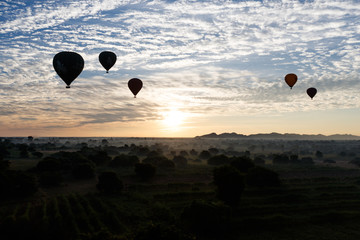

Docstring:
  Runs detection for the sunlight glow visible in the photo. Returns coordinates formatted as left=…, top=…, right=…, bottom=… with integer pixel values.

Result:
left=161, top=109, right=186, bottom=129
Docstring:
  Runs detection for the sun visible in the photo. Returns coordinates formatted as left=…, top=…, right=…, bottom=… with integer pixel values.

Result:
left=161, top=110, right=186, bottom=129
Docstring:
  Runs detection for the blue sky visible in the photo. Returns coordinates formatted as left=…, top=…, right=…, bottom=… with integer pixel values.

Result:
left=0, top=0, right=360, bottom=137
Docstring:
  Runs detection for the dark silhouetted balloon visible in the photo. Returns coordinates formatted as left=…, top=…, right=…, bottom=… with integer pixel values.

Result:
left=307, top=87, right=317, bottom=99
left=53, top=52, right=84, bottom=88
left=285, top=73, right=297, bottom=89
left=99, top=51, right=117, bottom=73
left=128, top=78, right=143, bottom=98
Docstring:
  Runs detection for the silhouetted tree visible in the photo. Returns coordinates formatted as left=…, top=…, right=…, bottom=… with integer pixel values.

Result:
left=207, top=154, right=230, bottom=166
left=179, top=150, right=189, bottom=157
left=72, top=163, right=96, bottom=179
left=199, top=150, right=211, bottom=160
left=246, top=166, right=281, bottom=187
left=230, top=156, right=255, bottom=173
left=37, top=157, right=62, bottom=172
left=315, top=150, right=323, bottom=159
left=88, top=150, right=111, bottom=166
left=273, top=154, right=290, bottom=164
left=135, top=163, right=156, bottom=181
left=173, top=155, right=188, bottom=167
left=254, top=156, right=265, bottom=165
left=300, top=157, right=314, bottom=165
left=143, top=155, right=172, bottom=168
left=97, top=171, right=123, bottom=194
left=101, top=139, right=109, bottom=145
left=213, top=165, right=245, bottom=207
left=0, top=170, right=38, bottom=197
left=190, top=149, right=198, bottom=157
left=39, top=171, right=63, bottom=187
left=31, top=151, right=43, bottom=158
left=208, top=147, right=219, bottom=155
left=109, top=154, right=139, bottom=167
left=290, top=154, right=299, bottom=163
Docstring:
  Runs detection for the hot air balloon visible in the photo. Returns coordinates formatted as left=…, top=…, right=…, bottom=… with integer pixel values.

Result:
left=307, top=87, right=317, bottom=99
left=285, top=73, right=297, bottom=89
left=99, top=51, right=117, bottom=73
left=53, top=52, right=84, bottom=88
left=128, top=78, right=143, bottom=98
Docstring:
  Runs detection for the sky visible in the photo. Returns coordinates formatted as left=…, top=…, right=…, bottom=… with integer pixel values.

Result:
left=0, top=0, right=360, bottom=138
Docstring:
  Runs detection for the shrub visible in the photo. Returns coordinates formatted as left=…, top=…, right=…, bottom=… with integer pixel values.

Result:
left=134, top=163, right=156, bottom=181
left=97, top=171, right=123, bottom=194
left=246, top=166, right=281, bottom=187
left=213, top=165, right=245, bottom=207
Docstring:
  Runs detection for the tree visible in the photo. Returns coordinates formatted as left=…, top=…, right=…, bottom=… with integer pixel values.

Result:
left=213, top=165, right=245, bottom=207
left=179, top=150, right=189, bottom=157
left=31, top=151, right=43, bottom=158
left=134, top=163, right=156, bottom=181
left=207, top=154, right=230, bottom=166
left=173, top=155, right=188, bottom=167
left=190, top=149, right=198, bottom=157
left=88, top=150, right=111, bottom=166
left=230, top=156, right=254, bottom=173
left=109, top=154, right=139, bottom=167
left=0, top=170, right=38, bottom=197
left=246, top=166, right=281, bottom=187
left=254, top=156, right=265, bottom=165
left=72, top=163, right=95, bottom=179
left=39, top=171, right=63, bottom=187
left=315, top=150, right=323, bottom=159
left=37, top=157, right=62, bottom=172
left=97, top=171, right=123, bottom=194
left=199, top=150, right=211, bottom=160
left=273, top=154, right=290, bottom=164
left=208, top=147, right=219, bottom=155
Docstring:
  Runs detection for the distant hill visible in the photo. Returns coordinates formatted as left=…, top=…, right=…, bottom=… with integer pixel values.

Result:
left=195, top=132, right=360, bottom=140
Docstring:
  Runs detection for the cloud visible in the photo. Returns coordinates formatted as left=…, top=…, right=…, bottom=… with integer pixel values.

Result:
left=0, top=0, right=359, bottom=134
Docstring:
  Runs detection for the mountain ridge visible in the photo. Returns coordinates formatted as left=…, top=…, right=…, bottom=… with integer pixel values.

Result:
left=195, top=132, right=360, bottom=140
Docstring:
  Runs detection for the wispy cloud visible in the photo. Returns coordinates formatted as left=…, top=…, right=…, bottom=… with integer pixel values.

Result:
left=0, top=0, right=359, bottom=135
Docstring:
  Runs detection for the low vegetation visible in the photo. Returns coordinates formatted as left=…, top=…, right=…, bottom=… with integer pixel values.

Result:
left=1, top=137, right=360, bottom=239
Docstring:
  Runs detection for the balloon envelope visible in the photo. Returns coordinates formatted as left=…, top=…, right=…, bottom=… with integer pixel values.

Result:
left=53, top=52, right=84, bottom=88
left=307, top=87, right=317, bottom=99
left=128, top=78, right=143, bottom=98
left=99, top=51, right=117, bottom=73
left=285, top=73, right=297, bottom=89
